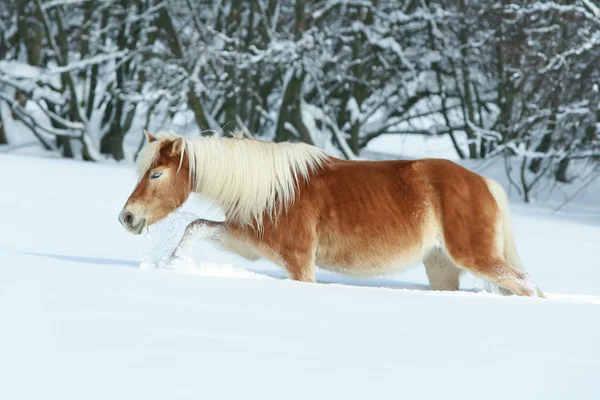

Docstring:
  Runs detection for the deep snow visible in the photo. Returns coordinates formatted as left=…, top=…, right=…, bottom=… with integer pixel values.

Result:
left=1, top=150, right=600, bottom=400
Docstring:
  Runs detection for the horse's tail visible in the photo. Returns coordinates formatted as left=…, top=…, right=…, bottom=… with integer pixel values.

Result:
left=485, top=179, right=545, bottom=298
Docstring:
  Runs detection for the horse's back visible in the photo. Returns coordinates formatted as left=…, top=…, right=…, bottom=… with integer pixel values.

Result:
left=313, top=157, right=493, bottom=216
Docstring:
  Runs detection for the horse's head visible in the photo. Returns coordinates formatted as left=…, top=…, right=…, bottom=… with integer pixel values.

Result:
left=118, top=130, right=192, bottom=234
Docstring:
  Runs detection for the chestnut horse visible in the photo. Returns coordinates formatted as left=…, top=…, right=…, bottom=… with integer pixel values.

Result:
left=119, top=130, right=544, bottom=297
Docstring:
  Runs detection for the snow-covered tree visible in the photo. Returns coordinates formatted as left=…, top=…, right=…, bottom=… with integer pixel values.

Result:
left=0, top=0, right=598, bottom=201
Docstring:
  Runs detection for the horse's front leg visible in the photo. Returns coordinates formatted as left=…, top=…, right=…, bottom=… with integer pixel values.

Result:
left=171, top=219, right=226, bottom=259
left=171, top=219, right=261, bottom=262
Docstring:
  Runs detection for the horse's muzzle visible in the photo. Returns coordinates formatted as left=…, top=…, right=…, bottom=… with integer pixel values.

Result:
left=118, top=209, right=146, bottom=235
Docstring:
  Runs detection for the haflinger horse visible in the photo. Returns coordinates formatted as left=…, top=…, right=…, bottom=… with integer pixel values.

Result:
left=118, top=129, right=544, bottom=298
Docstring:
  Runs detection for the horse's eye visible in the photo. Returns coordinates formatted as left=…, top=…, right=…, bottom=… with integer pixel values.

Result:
left=150, top=172, right=163, bottom=180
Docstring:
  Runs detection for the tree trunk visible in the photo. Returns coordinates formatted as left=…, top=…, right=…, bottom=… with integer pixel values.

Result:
left=100, top=124, right=125, bottom=160
left=274, top=0, right=311, bottom=144
left=275, top=71, right=304, bottom=143
left=348, top=8, right=368, bottom=156
left=100, top=99, right=125, bottom=160
left=294, top=0, right=306, bottom=40
left=425, top=0, right=465, bottom=159
left=99, top=1, right=131, bottom=159
left=529, top=104, right=557, bottom=173
left=0, top=110, right=7, bottom=145
left=528, top=131, right=552, bottom=174
left=520, top=156, right=531, bottom=203
left=58, top=136, right=74, bottom=158
left=458, top=0, right=478, bottom=159
left=555, top=157, right=570, bottom=183
left=159, top=5, right=212, bottom=131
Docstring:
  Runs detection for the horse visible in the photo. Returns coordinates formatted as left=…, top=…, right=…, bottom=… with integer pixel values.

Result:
left=118, top=129, right=544, bottom=298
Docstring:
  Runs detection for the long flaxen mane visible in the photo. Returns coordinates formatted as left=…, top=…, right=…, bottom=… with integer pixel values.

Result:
left=136, top=130, right=329, bottom=228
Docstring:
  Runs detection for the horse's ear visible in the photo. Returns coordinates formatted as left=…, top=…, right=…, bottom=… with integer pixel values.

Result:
left=171, top=137, right=184, bottom=155
left=143, top=130, right=156, bottom=143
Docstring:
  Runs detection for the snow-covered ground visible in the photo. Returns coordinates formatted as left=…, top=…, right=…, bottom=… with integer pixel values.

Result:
left=1, top=146, right=600, bottom=399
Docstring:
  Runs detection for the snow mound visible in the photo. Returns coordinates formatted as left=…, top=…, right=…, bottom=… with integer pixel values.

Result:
left=139, top=209, right=262, bottom=280
left=138, top=209, right=199, bottom=269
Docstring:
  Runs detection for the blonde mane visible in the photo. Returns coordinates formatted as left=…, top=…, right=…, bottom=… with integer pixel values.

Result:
left=136, top=130, right=329, bottom=228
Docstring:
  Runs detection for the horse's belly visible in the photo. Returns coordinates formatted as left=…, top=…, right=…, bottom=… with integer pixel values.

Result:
left=314, top=203, right=441, bottom=276
left=316, top=258, right=415, bottom=277
left=315, top=233, right=438, bottom=277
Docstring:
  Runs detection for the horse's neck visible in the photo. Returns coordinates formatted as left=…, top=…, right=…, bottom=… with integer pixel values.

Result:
left=188, top=138, right=328, bottom=228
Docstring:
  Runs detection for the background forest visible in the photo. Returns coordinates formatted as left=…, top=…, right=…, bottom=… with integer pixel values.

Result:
left=1, top=0, right=599, bottom=202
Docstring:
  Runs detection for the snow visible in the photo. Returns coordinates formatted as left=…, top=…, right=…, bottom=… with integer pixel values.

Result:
left=45, top=51, right=129, bottom=75
left=345, top=96, right=362, bottom=125
left=41, top=0, right=90, bottom=10
left=582, top=0, right=600, bottom=17
left=1, top=151, right=600, bottom=399
left=0, top=62, right=65, bottom=105
left=365, top=132, right=464, bottom=160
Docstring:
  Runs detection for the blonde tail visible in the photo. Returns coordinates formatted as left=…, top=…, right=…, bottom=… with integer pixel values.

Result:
left=485, top=179, right=545, bottom=298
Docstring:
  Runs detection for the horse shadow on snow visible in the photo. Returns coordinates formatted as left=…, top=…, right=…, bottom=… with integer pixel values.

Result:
left=23, top=250, right=485, bottom=293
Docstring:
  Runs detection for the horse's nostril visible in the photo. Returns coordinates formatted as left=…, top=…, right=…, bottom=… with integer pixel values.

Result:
left=123, top=212, right=133, bottom=226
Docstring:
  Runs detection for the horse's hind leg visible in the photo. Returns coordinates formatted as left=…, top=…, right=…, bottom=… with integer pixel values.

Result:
left=442, top=230, right=542, bottom=297
left=438, top=184, right=541, bottom=297
left=424, top=249, right=462, bottom=291
left=455, top=256, right=540, bottom=297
